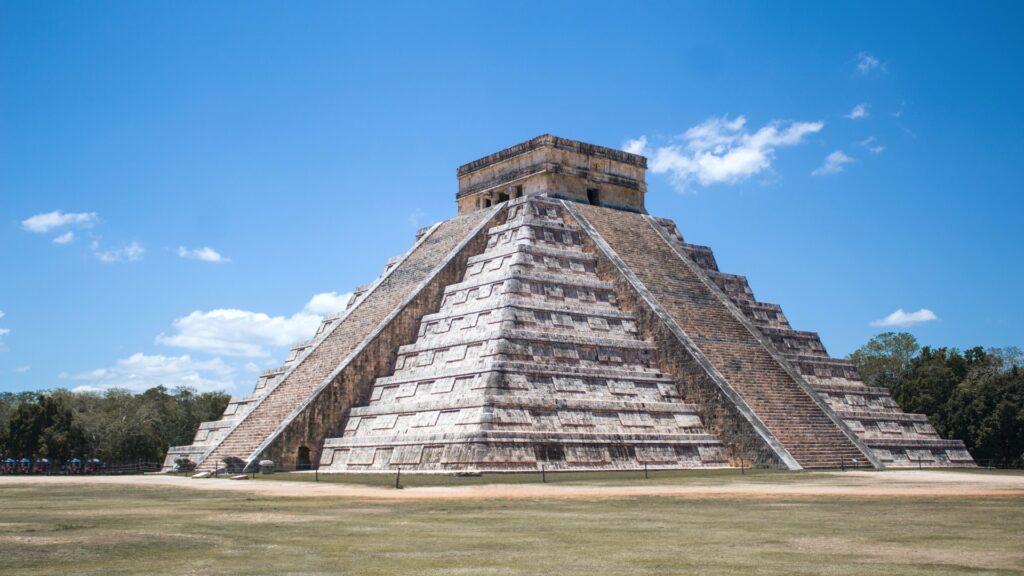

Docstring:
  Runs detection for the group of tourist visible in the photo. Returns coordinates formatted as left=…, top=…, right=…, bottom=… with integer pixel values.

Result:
left=0, top=457, right=103, bottom=475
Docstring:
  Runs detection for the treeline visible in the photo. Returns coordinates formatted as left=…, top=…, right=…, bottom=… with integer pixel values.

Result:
left=850, top=333, right=1024, bottom=466
left=0, top=386, right=229, bottom=465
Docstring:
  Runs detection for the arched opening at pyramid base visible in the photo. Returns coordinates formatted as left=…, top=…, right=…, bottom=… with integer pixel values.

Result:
left=296, top=446, right=312, bottom=471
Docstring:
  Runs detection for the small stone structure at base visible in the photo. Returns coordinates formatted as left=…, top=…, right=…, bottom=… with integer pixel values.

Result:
left=165, top=135, right=974, bottom=474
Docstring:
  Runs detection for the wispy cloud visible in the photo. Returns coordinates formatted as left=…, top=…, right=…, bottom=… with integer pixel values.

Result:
left=845, top=103, right=870, bottom=120
left=156, top=291, right=352, bottom=357
left=60, top=292, right=351, bottom=393
left=14, top=365, right=30, bottom=373
left=623, top=137, right=648, bottom=155
left=408, top=208, right=427, bottom=229
left=52, top=231, right=75, bottom=245
left=812, top=150, right=854, bottom=176
left=857, top=52, right=884, bottom=75
left=0, top=310, right=7, bottom=348
left=61, top=353, right=236, bottom=393
left=21, top=210, right=97, bottom=233
left=303, top=291, right=353, bottom=315
left=858, top=137, right=886, bottom=154
left=623, top=115, right=823, bottom=191
left=178, top=246, right=230, bottom=263
left=92, top=240, right=145, bottom=263
left=870, top=308, right=939, bottom=328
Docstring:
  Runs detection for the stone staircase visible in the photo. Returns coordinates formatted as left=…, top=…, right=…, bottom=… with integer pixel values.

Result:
left=572, top=203, right=872, bottom=469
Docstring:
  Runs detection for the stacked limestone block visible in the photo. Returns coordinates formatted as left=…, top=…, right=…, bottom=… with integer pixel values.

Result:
left=321, top=199, right=727, bottom=472
left=652, top=218, right=974, bottom=468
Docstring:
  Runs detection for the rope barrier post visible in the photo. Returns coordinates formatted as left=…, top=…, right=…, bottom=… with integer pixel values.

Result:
left=541, top=464, right=546, bottom=483
left=644, top=462, right=648, bottom=480
left=395, top=466, right=401, bottom=490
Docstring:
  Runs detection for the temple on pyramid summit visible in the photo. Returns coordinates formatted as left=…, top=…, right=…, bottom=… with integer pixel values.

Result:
left=164, top=135, right=975, bottom=473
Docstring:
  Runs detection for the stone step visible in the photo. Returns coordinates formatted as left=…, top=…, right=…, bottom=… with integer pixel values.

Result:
left=442, top=268, right=614, bottom=295
left=372, top=361, right=672, bottom=387
left=466, top=241, right=596, bottom=267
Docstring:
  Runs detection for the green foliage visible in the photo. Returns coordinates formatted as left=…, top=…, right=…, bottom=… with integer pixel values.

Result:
left=0, top=386, right=229, bottom=464
left=848, top=332, right=920, bottom=389
left=851, top=333, right=1024, bottom=465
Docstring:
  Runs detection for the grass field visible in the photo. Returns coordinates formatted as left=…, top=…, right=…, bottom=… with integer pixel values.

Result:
left=1, top=472, right=1022, bottom=575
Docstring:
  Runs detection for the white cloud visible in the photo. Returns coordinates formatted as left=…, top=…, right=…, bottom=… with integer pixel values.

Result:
left=92, top=240, right=145, bottom=263
left=0, top=327, right=8, bottom=337
left=812, top=150, right=854, bottom=176
left=52, top=231, right=75, bottom=244
left=845, top=103, right=869, bottom=120
left=303, top=291, right=353, bottom=315
left=622, top=136, right=648, bottom=155
left=178, top=246, right=230, bottom=263
left=60, top=353, right=236, bottom=393
left=870, top=308, right=939, bottom=328
left=21, top=210, right=97, bottom=233
left=857, top=52, right=883, bottom=75
left=858, top=137, right=886, bottom=154
left=156, top=309, right=319, bottom=357
left=624, top=116, right=823, bottom=191
left=0, top=310, right=5, bottom=320
left=14, top=365, right=30, bottom=373
left=155, top=292, right=352, bottom=357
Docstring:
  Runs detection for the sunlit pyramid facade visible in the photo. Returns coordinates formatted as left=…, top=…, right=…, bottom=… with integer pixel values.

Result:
left=166, top=135, right=975, bottom=473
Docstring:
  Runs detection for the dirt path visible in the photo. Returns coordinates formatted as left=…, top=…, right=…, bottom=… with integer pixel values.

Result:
left=2, top=470, right=1023, bottom=500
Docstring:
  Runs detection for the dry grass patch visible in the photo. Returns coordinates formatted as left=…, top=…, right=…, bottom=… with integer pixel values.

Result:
left=0, top=481, right=1021, bottom=575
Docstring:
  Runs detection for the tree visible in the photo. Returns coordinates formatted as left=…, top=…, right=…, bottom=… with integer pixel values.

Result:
left=2, top=386, right=229, bottom=464
left=3, top=393, right=85, bottom=461
left=849, top=332, right=920, bottom=389
left=850, top=335, right=1024, bottom=466
left=946, top=364, right=1024, bottom=465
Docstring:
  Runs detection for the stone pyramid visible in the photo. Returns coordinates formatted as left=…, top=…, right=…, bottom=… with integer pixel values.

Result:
left=320, top=200, right=726, bottom=471
left=165, top=135, right=974, bottom=473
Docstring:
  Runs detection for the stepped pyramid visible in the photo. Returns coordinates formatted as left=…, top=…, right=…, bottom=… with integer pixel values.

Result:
left=165, top=135, right=974, bottom=473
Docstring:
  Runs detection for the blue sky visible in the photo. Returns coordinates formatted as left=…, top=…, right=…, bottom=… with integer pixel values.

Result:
left=1, top=1, right=1021, bottom=394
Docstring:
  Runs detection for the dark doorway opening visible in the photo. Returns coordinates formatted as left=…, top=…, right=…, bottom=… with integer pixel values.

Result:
left=609, top=444, right=635, bottom=461
left=296, top=446, right=312, bottom=470
left=497, top=193, right=510, bottom=203
left=513, top=185, right=523, bottom=198
left=534, top=444, right=565, bottom=462
left=586, top=188, right=601, bottom=206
